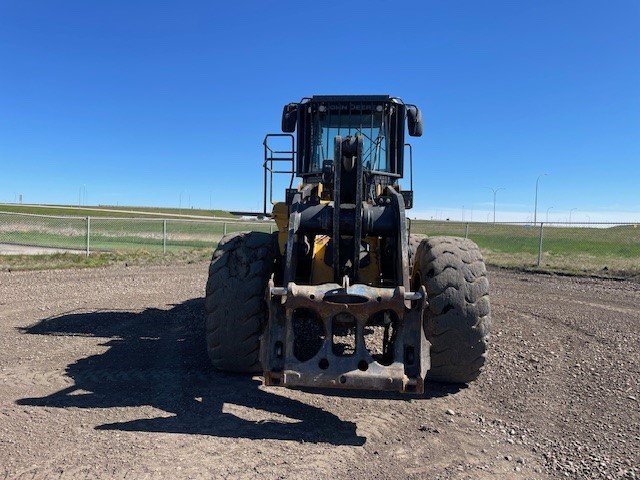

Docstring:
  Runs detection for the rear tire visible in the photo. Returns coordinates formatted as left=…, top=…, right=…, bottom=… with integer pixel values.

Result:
left=412, top=236, right=491, bottom=384
left=205, top=231, right=277, bottom=373
left=408, top=233, right=424, bottom=270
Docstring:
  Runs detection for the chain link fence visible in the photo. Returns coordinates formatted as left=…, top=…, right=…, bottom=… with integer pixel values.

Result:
left=410, top=220, right=640, bottom=278
left=1, top=211, right=638, bottom=278
left=0, top=211, right=273, bottom=255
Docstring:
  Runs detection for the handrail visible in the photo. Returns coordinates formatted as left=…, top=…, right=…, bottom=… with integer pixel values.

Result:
left=404, top=143, right=413, bottom=191
left=263, top=134, right=295, bottom=215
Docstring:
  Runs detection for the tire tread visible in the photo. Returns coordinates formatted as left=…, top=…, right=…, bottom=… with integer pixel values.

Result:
left=204, top=231, right=276, bottom=373
left=413, top=236, right=491, bottom=384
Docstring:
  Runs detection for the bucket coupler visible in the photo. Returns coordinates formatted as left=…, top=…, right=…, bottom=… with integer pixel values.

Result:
left=260, top=279, right=430, bottom=394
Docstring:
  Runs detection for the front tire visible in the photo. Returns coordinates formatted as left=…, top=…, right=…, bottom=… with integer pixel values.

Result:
left=205, top=231, right=277, bottom=373
left=413, top=236, right=491, bottom=384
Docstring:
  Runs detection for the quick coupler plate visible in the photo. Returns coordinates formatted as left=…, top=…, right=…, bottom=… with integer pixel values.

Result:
left=260, top=281, right=430, bottom=394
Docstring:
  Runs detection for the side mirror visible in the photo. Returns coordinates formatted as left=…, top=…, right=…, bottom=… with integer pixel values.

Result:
left=406, top=105, right=423, bottom=137
left=281, top=103, right=298, bottom=133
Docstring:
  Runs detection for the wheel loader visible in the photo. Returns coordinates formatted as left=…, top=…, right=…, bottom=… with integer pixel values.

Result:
left=205, top=95, right=491, bottom=394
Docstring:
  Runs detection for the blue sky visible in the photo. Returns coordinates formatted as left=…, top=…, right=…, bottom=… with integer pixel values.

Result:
left=1, top=1, right=639, bottom=221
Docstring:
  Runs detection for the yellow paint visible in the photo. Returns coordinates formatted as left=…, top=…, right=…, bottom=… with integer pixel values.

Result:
left=271, top=202, right=288, bottom=255
left=310, top=235, right=333, bottom=284
left=310, top=235, right=381, bottom=286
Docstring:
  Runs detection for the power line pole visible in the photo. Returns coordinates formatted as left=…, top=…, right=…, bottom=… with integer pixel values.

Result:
left=487, top=187, right=504, bottom=224
left=533, top=173, right=548, bottom=225
left=569, top=208, right=577, bottom=223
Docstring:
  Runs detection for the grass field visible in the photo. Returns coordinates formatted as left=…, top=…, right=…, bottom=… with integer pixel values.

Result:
left=0, top=203, right=237, bottom=218
left=0, top=212, right=272, bottom=252
left=0, top=249, right=212, bottom=272
left=410, top=221, right=640, bottom=278
left=1, top=208, right=638, bottom=278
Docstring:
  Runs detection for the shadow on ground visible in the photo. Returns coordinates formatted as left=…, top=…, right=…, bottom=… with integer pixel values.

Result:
left=16, top=299, right=460, bottom=445
left=16, top=299, right=368, bottom=445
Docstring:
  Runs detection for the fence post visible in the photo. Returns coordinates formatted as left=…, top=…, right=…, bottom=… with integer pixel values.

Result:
left=223, top=222, right=227, bottom=236
left=270, top=223, right=274, bottom=234
left=464, top=223, right=469, bottom=239
left=537, top=222, right=544, bottom=267
left=163, top=219, right=167, bottom=254
left=86, top=216, right=91, bottom=257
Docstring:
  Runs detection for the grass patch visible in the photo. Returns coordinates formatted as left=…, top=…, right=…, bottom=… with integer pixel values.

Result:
left=0, top=249, right=213, bottom=272
left=1, top=216, right=638, bottom=279
left=0, top=204, right=236, bottom=218
left=409, top=222, right=640, bottom=280
left=0, top=213, right=272, bottom=252
left=482, top=250, right=640, bottom=280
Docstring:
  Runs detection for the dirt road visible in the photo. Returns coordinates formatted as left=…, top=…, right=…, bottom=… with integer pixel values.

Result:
left=0, top=263, right=638, bottom=479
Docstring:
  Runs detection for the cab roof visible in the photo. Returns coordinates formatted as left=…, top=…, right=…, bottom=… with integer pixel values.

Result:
left=310, top=95, right=392, bottom=102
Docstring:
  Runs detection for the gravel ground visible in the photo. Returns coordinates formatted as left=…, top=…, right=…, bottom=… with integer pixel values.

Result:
left=0, top=263, right=638, bottom=479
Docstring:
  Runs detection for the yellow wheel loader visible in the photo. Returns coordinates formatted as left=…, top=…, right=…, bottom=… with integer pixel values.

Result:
left=205, top=95, right=491, bottom=394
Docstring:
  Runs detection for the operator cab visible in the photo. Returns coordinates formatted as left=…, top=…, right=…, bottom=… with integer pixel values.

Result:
left=264, top=95, right=423, bottom=214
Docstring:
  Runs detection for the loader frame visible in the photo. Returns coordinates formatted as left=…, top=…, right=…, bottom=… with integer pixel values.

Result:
left=260, top=95, right=428, bottom=393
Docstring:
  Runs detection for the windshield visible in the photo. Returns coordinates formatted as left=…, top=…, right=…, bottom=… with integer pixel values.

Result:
left=310, top=107, right=388, bottom=173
